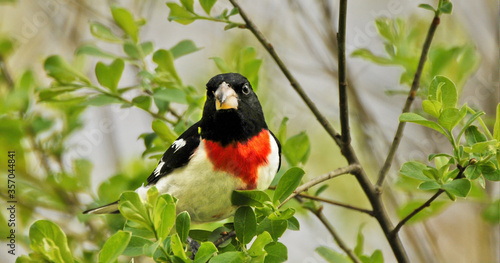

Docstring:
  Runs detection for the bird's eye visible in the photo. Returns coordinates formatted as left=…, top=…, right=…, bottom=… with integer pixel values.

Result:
left=242, top=83, right=250, bottom=95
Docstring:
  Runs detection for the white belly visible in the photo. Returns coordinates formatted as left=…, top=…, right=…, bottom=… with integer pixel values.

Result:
left=136, top=135, right=280, bottom=223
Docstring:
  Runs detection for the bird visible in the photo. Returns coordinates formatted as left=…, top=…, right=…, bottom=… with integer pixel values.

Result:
left=83, top=73, right=281, bottom=223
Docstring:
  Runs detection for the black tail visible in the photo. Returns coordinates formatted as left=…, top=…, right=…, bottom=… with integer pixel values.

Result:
left=83, top=201, right=120, bottom=214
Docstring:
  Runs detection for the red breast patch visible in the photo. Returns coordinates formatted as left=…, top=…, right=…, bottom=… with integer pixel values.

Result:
left=204, top=129, right=271, bottom=189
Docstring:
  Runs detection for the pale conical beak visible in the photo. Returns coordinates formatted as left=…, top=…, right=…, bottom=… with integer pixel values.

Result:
left=215, top=82, right=238, bottom=110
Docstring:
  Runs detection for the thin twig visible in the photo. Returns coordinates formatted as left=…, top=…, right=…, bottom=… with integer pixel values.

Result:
left=392, top=164, right=467, bottom=235
left=337, top=0, right=350, bottom=146
left=296, top=192, right=374, bottom=216
left=229, top=0, right=342, bottom=146
left=392, top=189, right=444, bottom=235
left=278, top=164, right=361, bottom=208
left=376, top=15, right=441, bottom=188
left=306, top=206, right=362, bottom=263
left=213, top=230, right=236, bottom=247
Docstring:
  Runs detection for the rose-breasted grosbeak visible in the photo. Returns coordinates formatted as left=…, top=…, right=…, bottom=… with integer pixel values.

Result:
left=84, top=73, right=281, bottom=223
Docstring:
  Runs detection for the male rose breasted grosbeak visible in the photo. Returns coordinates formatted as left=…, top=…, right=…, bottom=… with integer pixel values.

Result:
left=84, top=73, right=281, bottom=223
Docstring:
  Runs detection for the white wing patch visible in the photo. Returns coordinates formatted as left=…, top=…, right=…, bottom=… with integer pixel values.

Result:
left=171, top=139, right=186, bottom=153
left=153, top=161, right=165, bottom=177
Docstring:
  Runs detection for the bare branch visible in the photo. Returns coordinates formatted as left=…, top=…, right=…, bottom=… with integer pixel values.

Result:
left=392, top=189, right=444, bottom=236
left=307, top=206, right=362, bottom=263
left=376, top=15, right=442, bottom=188
left=278, top=164, right=361, bottom=208
left=296, top=192, right=374, bottom=216
left=337, top=0, right=350, bottom=146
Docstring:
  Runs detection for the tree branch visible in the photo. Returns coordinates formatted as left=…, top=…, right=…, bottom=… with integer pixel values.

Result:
left=392, top=163, right=467, bottom=235
left=376, top=15, right=441, bottom=188
left=228, top=0, right=342, bottom=146
left=278, top=164, right=361, bottom=208
left=337, top=0, right=350, bottom=146
left=295, top=192, right=374, bottom=216
left=306, top=206, right=362, bottom=263
left=392, top=189, right=444, bottom=236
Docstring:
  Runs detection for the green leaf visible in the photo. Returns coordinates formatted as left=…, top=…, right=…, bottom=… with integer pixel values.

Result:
left=180, top=0, right=194, bottom=12
left=273, top=167, right=305, bottom=204
left=132, top=95, right=151, bottom=111
left=400, top=161, right=432, bottom=181
left=234, top=206, right=257, bottom=245
left=153, top=87, right=187, bottom=104
left=89, top=21, right=122, bottom=43
left=351, top=48, right=393, bottom=65
left=231, top=190, right=271, bottom=207
left=84, top=94, right=122, bottom=106
left=482, top=200, right=500, bottom=224
left=200, top=0, right=217, bottom=15
left=176, top=211, right=191, bottom=243
left=418, top=4, right=436, bottom=12
left=248, top=232, right=273, bottom=257
left=166, top=3, right=196, bottom=25
left=442, top=178, right=471, bottom=197
left=152, top=119, right=178, bottom=144
left=397, top=200, right=449, bottom=224
left=493, top=104, right=500, bottom=141
left=375, top=17, right=395, bottom=42
left=98, top=231, right=131, bottom=263
left=76, top=44, right=117, bottom=59
left=354, top=225, right=365, bottom=256
left=428, top=76, right=457, bottom=108
left=95, top=58, right=124, bottom=92
left=209, top=251, right=246, bottom=263
left=29, top=220, right=73, bottom=263
left=111, top=7, right=139, bottom=42
left=438, top=106, right=467, bottom=131
left=123, top=235, right=154, bottom=257
left=44, top=55, right=90, bottom=84
left=194, top=242, right=218, bottom=263
left=189, top=229, right=212, bottom=242
left=464, top=165, right=481, bottom=180
left=0, top=37, right=14, bottom=56
left=257, top=218, right=287, bottom=241
left=153, top=49, right=182, bottom=83
left=399, top=113, right=447, bottom=136
left=276, top=117, right=288, bottom=146
left=287, top=216, right=300, bottom=231
left=119, top=191, right=150, bottom=227
left=418, top=181, right=441, bottom=190
left=268, top=208, right=295, bottom=221
left=283, top=131, right=310, bottom=166
left=316, top=246, right=351, bottom=263
left=422, top=100, right=441, bottom=118
left=479, top=162, right=500, bottom=181
left=154, top=194, right=177, bottom=240
left=370, top=250, right=384, bottom=263
left=210, top=57, right=231, bottom=73
left=464, top=140, right=498, bottom=155
left=438, top=2, right=453, bottom=14
left=264, top=242, right=287, bottom=263
left=464, top=126, right=487, bottom=146
left=123, top=41, right=141, bottom=59
left=171, top=233, right=188, bottom=259
left=458, top=111, right=485, bottom=141
left=170, top=40, right=202, bottom=59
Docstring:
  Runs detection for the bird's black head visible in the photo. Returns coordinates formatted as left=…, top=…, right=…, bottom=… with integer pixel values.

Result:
left=200, top=73, right=267, bottom=145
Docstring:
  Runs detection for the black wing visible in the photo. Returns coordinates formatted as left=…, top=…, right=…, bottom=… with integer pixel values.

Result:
left=146, top=122, right=201, bottom=185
